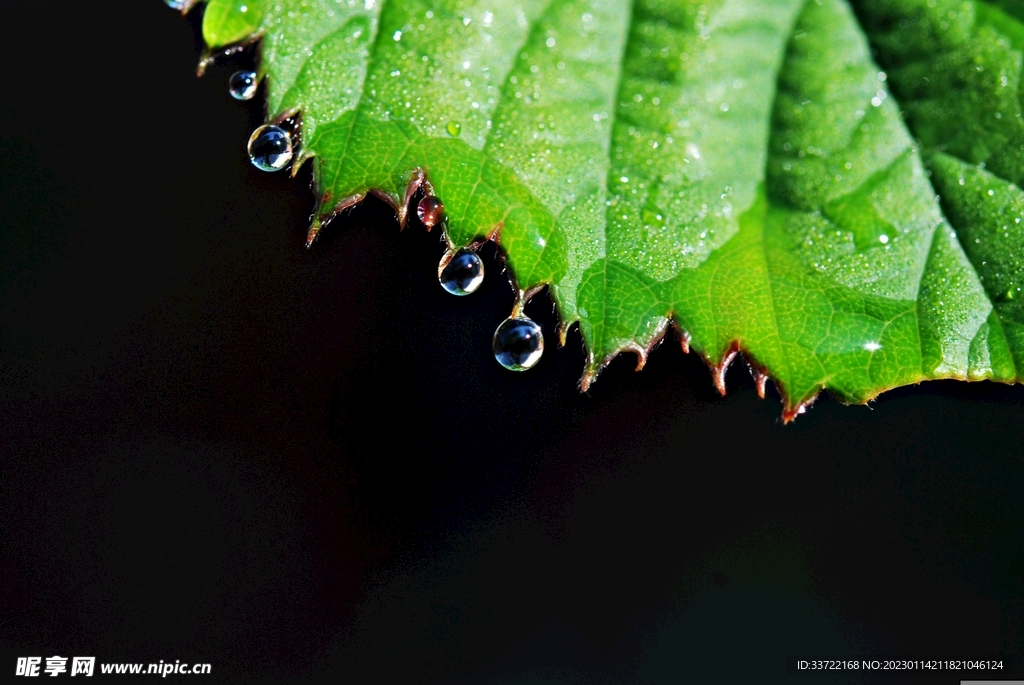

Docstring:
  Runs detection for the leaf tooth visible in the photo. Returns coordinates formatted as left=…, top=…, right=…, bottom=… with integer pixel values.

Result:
left=307, top=191, right=366, bottom=248
left=747, top=362, right=769, bottom=400
left=305, top=220, right=322, bottom=249
left=711, top=346, right=740, bottom=397
left=637, top=319, right=670, bottom=371
left=578, top=345, right=613, bottom=394
left=556, top=320, right=575, bottom=348
left=671, top=322, right=691, bottom=355
left=290, top=150, right=315, bottom=178
left=579, top=368, right=596, bottom=394
left=781, top=394, right=818, bottom=425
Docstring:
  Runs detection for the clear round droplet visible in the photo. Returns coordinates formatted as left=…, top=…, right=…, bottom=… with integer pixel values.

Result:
left=247, top=124, right=293, bottom=172
left=439, top=248, right=484, bottom=296
left=493, top=317, right=544, bottom=371
left=446, top=121, right=462, bottom=137
left=417, top=195, right=445, bottom=228
left=228, top=70, right=258, bottom=101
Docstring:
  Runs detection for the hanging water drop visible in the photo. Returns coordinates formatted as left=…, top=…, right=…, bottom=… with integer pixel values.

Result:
left=446, top=121, right=462, bottom=137
left=439, top=248, right=484, bottom=296
left=247, top=124, right=293, bottom=172
left=164, top=0, right=186, bottom=9
left=417, top=195, right=445, bottom=228
left=493, top=317, right=544, bottom=370
left=228, top=70, right=258, bottom=101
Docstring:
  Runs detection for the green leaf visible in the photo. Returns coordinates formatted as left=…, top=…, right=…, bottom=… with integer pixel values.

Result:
left=202, top=0, right=264, bottom=47
left=193, top=0, right=1024, bottom=419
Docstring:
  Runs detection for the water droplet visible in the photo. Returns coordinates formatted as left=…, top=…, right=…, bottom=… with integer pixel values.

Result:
left=247, top=124, right=293, bottom=172
left=228, top=70, right=257, bottom=101
left=446, top=121, right=462, bottom=137
left=438, top=248, right=484, bottom=296
left=164, top=0, right=186, bottom=9
left=1007, top=288, right=1017, bottom=301
left=417, top=195, right=445, bottom=228
left=493, top=317, right=544, bottom=370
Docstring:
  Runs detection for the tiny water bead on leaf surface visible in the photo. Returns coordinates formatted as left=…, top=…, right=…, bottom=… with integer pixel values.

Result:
left=247, top=124, right=292, bottom=172
left=438, top=248, right=484, bottom=296
left=228, top=70, right=257, bottom=101
left=416, top=196, right=445, bottom=229
left=493, top=317, right=544, bottom=371
left=446, top=121, right=462, bottom=138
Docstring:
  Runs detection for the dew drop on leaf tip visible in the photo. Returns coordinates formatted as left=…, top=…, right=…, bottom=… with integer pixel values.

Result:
left=247, top=124, right=293, bottom=172
left=417, top=195, right=445, bottom=228
left=493, top=317, right=544, bottom=371
left=438, top=248, right=484, bottom=296
left=446, top=121, right=462, bottom=137
left=228, top=71, right=258, bottom=101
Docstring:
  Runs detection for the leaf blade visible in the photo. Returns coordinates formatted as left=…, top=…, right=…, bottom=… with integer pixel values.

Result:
left=185, top=0, right=1024, bottom=417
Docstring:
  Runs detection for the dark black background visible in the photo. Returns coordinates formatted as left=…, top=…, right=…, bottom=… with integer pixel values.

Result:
left=1, top=2, right=1022, bottom=683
